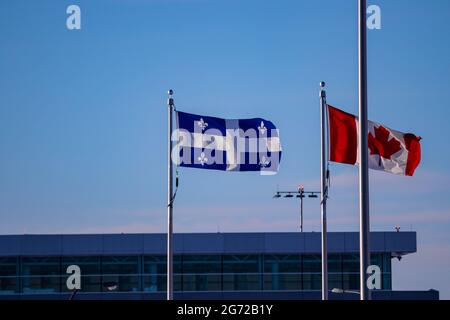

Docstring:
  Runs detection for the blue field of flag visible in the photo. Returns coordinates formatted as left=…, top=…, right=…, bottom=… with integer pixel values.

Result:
left=174, top=111, right=282, bottom=174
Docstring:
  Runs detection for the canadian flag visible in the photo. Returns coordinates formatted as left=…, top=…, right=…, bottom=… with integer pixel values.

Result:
left=328, top=105, right=422, bottom=176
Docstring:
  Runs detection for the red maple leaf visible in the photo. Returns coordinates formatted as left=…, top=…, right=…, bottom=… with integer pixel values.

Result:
left=368, top=125, right=402, bottom=163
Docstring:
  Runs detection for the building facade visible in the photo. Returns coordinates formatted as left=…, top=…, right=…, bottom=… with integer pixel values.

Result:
left=0, top=232, right=439, bottom=300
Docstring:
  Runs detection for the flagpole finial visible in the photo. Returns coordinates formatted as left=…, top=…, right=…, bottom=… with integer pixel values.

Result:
left=320, top=82, right=326, bottom=98
left=167, top=89, right=174, bottom=107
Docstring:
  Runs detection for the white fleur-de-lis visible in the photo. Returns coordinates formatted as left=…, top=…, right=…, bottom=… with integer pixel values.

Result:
left=258, top=121, right=267, bottom=135
left=259, top=156, right=270, bottom=167
left=198, top=152, right=208, bottom=166
left=197, top=118, right=208, bottom=131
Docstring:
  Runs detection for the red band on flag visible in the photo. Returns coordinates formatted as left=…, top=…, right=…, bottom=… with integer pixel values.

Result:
left=328, top=105, right=358, bottom=165
left=404, top=134, right=422, bottom=176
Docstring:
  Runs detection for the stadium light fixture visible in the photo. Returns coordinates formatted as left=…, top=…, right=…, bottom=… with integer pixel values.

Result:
left=273, top=187, right=321, bottom=232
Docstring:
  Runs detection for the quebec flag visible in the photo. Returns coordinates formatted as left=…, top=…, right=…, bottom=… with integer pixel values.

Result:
left=173, top=111, right=282, bottom=175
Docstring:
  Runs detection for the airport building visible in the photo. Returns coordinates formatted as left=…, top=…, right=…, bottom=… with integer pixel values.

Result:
left=0, top=232, right=439, bottom=300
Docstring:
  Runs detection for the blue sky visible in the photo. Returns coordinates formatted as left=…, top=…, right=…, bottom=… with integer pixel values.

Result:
left=1, top=0, right=450, bottom=297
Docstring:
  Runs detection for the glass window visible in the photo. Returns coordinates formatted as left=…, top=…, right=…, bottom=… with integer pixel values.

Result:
left=342, top=273, right=359, bottom=291
left=22, top=257, right=61, bottom=293
left=302, top=254, right=321, bottom=273
left=371, top=254, right=383, bottom=272
left=328, top=254, right=343, bottom=291
left=142, top=255, right=181, bottom=292
left=223, top=274, right=261, bottom=291
left=264, top=254, right=301, bottom=273
left=2, top=251, right=395, bottom=295
left=62, top=257, right=101, bottom=293
left=342, top=254, right=359, bottom=291
left=182, top=255, right=221, bottom=274
left=223, top=255, right=261, bottom=274
left=183, top=274, right=221, bottom=291
left=143, top=255, right=165, bottom=292
left=302, top=255, right=321, bottom=290
left=0, top=257, right=18, bottom=294
left=329, top=273, right=343, bottom=291
left=143, top=255, right=165, bottom=274
left=382, top=273, right=392, bottom=290
left=342, top=254, right=359, bottom=273
left=181, top=255, right=221, bottom=292
left=222, top=255, right=261, bottom=291
left=143, top=255, right=182, bottom=274
left=263, top=255, right=301, bottom=291
left=329, top=254, right=342, bottom=273
left=142, top=274, right=182, bottom=292
left=383, top=253, right=392, bottom=274
left=302, top=274, right=321, bottom=290
left=102, top=256, right=140, bottom=292
left=264, top=273, right=302, bottom=291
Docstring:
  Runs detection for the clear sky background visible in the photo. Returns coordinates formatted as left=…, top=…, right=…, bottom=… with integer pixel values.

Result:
left=1, top=0, right=449, bottom=298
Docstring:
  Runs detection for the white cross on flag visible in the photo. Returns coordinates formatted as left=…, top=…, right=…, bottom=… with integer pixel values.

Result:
left=328, top=105, right=422, bottom=176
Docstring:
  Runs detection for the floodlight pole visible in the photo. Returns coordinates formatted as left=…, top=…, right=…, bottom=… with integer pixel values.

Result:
left=273, top=189, right=320, bottom=233
left=300, top=188, right=304, bottom=233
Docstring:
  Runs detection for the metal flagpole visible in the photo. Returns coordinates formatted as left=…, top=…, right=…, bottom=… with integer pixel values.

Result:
left=358, top=0, right=371, bottom=300
left=320, top=81, right=328, bottom=300
left=167, top=89, right=174, bottom=300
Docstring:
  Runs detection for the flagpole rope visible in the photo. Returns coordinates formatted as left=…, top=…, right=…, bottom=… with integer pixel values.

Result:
left=321, top=85, right=331, bottom=204
left=168, top=103, right=179, bottom=208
